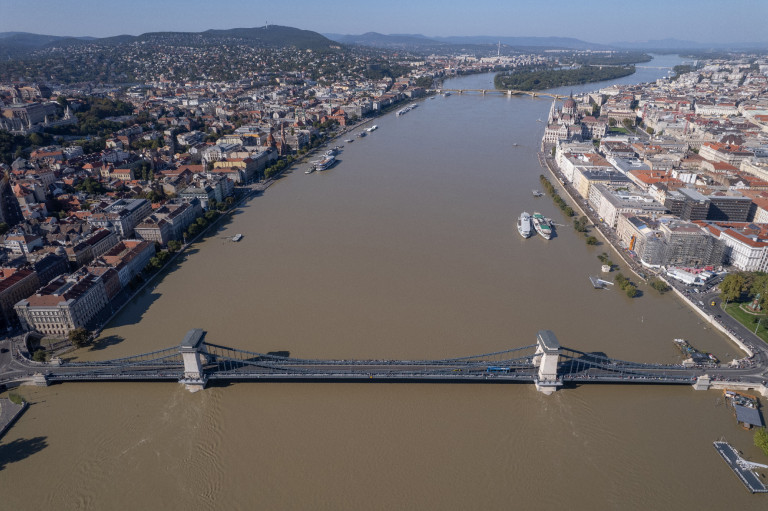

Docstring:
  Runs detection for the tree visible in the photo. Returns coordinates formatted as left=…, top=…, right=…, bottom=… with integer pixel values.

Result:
left=586, top=236, right=598, bottom=245
left=186, top=223, right=201, bottom=237
left=755, top=428, right=768, bottom=456
left=751, top=273, right=768, bottom=309
left=32, top=349, right=48, bottom=362
left=649, top=278, right=670, bottom=294
left=608, top=118, right=617, bottom=127
left=167, top=240, right=182, bottom=253
left=720, top=273, right=747, bottom=303
left=625, top=285, right=639, bottom=298
left=622, top=118, right=634, bottom=129
left=68, top=328, right=91, bottom=348
left=646, top=127, right=655, bottom=135
left=28, top=133, right=44, bottom=146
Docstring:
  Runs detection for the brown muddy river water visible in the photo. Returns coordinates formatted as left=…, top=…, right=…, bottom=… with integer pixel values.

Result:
left=3, top=56, right=767, bottom=509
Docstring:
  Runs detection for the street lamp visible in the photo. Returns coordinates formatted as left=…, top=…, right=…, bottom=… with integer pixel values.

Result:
left=755, top=317, right=763, bottom=335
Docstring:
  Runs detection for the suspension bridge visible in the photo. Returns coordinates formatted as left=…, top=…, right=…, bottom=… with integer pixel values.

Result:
left=438, top=89, right=567, bottom=99
left=4, top=329, right=766, bottom=394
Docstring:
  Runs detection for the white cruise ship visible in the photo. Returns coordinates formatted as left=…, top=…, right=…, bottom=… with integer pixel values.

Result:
left=532, top=212, right=553, bottom=240
left=517, top=212, right=532, bottom=238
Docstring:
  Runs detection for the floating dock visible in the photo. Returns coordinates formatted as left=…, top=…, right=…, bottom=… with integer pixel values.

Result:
left=713, top=441, right=768, bottom=493
left=589, top=275, right=613, bottom=289
left=724, top=390, right=764, bottom=429
left=673, top=338, right=717, bottom=366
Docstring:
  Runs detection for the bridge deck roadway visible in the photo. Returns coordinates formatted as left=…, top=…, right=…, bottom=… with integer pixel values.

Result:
left=2, top=336, right=766, bottom=390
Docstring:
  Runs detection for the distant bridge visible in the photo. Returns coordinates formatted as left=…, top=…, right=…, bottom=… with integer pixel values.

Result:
left=4, top=329, right=765, bottom=395
left=439, top=89, right=567, bottom=100
left=585, top=64, right=673, bottom=71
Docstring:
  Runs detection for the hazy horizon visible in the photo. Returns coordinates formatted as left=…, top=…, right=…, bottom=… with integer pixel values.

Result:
left=1, top=0, right=766, bottom=46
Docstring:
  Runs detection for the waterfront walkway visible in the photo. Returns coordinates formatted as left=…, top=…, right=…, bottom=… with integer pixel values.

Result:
left=537, top=151, right=649, bottom=281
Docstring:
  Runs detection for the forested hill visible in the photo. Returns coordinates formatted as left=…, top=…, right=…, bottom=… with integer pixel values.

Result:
left=494, top=65, right=636, bottom=91
left=0, top=25, right=336, bottom=58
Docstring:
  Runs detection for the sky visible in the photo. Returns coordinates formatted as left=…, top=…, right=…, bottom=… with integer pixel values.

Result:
left=1, top=0, right=767, bottom=45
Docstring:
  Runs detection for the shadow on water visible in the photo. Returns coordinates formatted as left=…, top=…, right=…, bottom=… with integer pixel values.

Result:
left=105, top=292, right=162, bottom=329
left=98, top=210, right=244, bottom=332
left=89, top=334, right=126, bottom=351
left=0, top=436, right=48, bottom=471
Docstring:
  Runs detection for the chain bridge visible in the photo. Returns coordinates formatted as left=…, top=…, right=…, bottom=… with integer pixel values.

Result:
left=438, top=88, right=567, bottom=99
left=4, top=329, right=756, bottom=395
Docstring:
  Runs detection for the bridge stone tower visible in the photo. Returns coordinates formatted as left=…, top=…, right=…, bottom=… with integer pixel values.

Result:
left=179, top=328, right=209, bottom=392
left=533, top=330, right=563, bottom=395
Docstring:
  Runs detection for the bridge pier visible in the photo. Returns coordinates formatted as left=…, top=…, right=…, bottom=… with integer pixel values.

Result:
left=179, top=329, right=209, bottom=392
left=533, top=330, right=562, bottom=394
left=31, top=373, right=49, bottom=386
left=693, top=375, right=711, bottom=391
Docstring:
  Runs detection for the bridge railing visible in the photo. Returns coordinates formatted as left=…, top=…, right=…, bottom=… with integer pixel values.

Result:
left=206, top=356, right=538, bottom=374
left=560, top=348, right=686, bottom=370
left=60, top=345, right=183, bottom=367
left=558, top=347, right=696, bottom=382
left=202, top=342, right=538, bottom=367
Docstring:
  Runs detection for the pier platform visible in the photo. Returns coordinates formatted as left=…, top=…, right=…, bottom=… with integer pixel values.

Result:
left=713, top=441, right=768, bottom=493
left=0, top=398, right=28, bottom=440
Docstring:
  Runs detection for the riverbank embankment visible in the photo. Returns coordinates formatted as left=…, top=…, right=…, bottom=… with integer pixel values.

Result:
left=0, top=398, right=28, bottom=440
left=661, top=275, right=756, bottom=359
left=538, top=152, right=648, bottom=282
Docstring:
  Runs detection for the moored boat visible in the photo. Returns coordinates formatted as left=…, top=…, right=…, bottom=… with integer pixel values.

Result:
left=232, top=233, right=243, bottom=242
left=314, top=154, right=336, bottom=171
left=532, top=212, right=552, bottom=240
left=517, top=211, right=532, bottom=238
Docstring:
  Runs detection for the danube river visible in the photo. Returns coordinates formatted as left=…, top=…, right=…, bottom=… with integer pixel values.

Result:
left=3, top=55, right=767, bottom=509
